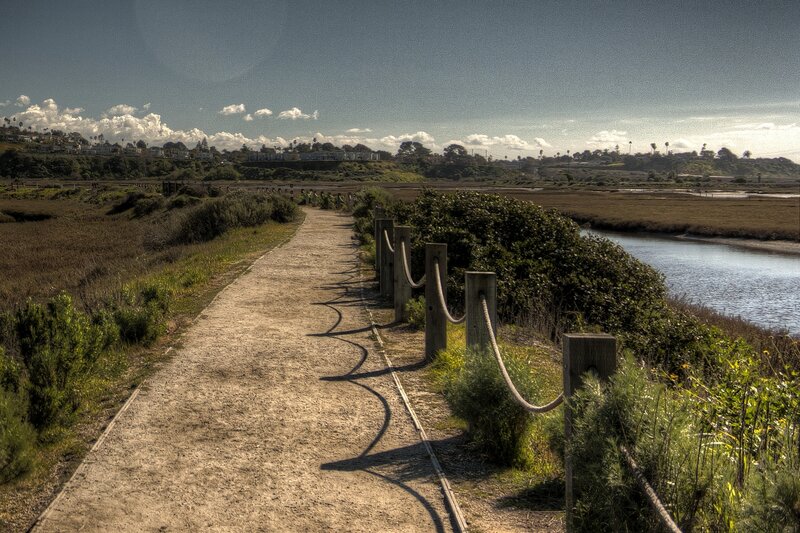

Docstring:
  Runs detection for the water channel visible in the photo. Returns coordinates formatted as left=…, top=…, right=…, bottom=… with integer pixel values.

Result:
left=586, top=230, right=800, bottom=335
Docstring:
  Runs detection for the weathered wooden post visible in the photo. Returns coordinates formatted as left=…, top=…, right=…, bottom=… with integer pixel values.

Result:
left=393, top=226, right=413, bottom=322
left=563, top=333, right=617, bottom=532
left=424, top=243, right=448, bottom=360
left=373, top=206, right=385, bottom=274
left=465, top=272, right=497, bottom=351
left=378, top=219, right=395, bottom=299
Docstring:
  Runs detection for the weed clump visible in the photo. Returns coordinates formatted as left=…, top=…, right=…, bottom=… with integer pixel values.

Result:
left=404, top=296, right=426, bottom=330
left=438, top=344, right=540, bottom=467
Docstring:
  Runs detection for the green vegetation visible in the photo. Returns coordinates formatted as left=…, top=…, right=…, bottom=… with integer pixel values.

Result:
left=0, top=184, right=301, bottom=523
left=354, top=187, right=800, bottom=530
left=404, top=296, right=426, bottom=330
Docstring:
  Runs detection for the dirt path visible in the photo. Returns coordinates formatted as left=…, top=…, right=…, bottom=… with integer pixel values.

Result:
left=34, top=208, right=455, bottom=532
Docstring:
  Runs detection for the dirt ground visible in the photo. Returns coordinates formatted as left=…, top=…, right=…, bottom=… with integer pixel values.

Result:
left=32, top=208, right=456, bottom=532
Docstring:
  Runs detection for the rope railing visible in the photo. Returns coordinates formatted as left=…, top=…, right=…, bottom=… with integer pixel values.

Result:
left=399, top=241, right=426, bottom=289
left=372, top=214, right=682, bottom=532
left=480, top=296, right=564, bottom=414
left=433, top=259, right=465, bottom=324
left=383, top=229, right=395, bottom=253
left=620, top=445, right=683, bottom=533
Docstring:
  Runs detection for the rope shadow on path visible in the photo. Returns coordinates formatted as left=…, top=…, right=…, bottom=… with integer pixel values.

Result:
left=310, top=269, right=450, bottom=532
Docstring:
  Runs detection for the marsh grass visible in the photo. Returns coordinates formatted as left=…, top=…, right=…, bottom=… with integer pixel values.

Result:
left=0, top=184, right=302, bottom=528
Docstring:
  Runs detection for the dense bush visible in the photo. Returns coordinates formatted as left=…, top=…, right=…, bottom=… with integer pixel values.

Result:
left=0, top=380, right=36, bottom=482
left=568, top=357, right=734, bottom=531
left=437, top=344, right=541, bottom=467
left=351, top=186, right=397, bottom=243
left=113, top=283, right=170, bottom=345
left=395, top=191, right=666, bottom=337
left=172, top=192, right=298, bottom=244
left=15, top=293, right=118, bottom=429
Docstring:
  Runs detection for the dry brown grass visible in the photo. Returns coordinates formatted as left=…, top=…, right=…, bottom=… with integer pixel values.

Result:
left=0, top=197, right=157, bottom=309
left=484, top=190, right=800, bottom=241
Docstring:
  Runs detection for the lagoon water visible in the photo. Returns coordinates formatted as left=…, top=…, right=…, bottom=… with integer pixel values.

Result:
left=586, top=230, right=800, bottom=335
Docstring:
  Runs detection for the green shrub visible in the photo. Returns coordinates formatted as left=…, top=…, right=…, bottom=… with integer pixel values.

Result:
left=0, top=384, right=37, bottom=483
left=16, top=293, right=117, bottom=429
left=172, top=192, right=297, bottom=244
left=113, top=283, right=171, bottom=345
left=741, top=460, right=800, bottom=532
left=442, top=346, right=538, bottom=467
left=132, top=195, right=164, bottom=217
left=405, top=296, right=426, bottom=330
left=168, top=194, right=201, bottom=210
left=568, top=357, right=734, bottom=531
left=352, top=186, right=396, bottom=242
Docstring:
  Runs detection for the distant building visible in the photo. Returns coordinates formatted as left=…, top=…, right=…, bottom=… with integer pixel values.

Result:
left=247, top=151, right=378, bottom=163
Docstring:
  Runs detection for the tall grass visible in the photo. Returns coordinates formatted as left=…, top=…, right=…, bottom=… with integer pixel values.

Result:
left=0, top=188, right=300, bottom=490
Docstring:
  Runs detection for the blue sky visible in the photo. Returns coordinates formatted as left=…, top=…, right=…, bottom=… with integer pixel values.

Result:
left=1, top=0, right=799, bottom=160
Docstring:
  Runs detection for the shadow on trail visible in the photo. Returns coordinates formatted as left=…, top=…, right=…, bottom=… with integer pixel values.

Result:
left=310, top=255, right=451, bottom=532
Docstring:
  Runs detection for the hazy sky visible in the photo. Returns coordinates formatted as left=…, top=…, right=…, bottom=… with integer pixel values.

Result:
left=1, top=0, right=799, bottom=160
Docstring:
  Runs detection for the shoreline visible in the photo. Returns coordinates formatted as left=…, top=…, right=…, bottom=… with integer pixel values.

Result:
left=676, top=235, right=800, bottom=256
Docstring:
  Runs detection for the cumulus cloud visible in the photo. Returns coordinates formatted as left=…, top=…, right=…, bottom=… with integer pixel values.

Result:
left=105, top=104, right=138, bottom=116
left=278, top=107, right=318, bottom=120
left=0, top=99, right=10, bottom=107
left=63, top=107, right=84, bottom=115
left=254, top=108, right=273, bottom=117
left=454, top=134, right=549, bottom=151
left=16, top=95, right=30, bottom=107
left=242, top=114, right=254, bottom=122
left=379, top=131, right=435, bottom=145
left=218, top=103, right=246, bottom=115
left=587, top=129, right=628, bottom=148
left=669, top=138, right=696, bottom=150
left=143, top=102, right=151, bottom=110
left=346, top=127, right=372, bottom=133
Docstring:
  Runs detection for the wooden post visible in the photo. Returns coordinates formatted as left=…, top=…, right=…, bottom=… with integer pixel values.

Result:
left=563, top=333, right=617, bottom=532
left=393, top=226, right=413, bottom=322
left=379, top=219, right=394, bottom=300
left=465, top=272, right=497, bottom=352
left=373, top=206, right=385, bottom=274
left=424, top=243, right=448, bottom=360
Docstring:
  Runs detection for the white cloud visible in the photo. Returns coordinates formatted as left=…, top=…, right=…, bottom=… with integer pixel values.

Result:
left=670, top=138, right=696, bottom=151
left=0, top=99, right=10, bottom=107
left=455, top=133, right=549, bottom=151
left=218, top=103, right=246, bottom=115
left=254, top=108, right=273, bottom=117
left=63, top=107, right=84, bottom=115
left=278, top=107, right=318, bottom=120
left=380, top=131, right=436, bottom=145
left=586, top=129, right=629, bottom=148
left=242, top=114, right=254, bottom=122
left=15, top=95, right=30, bottom=107
left=105, top=104, right=138, bottom=116
left=346, top=127, right=372, bottom=133
left=143, top=102, right=151, bottom=110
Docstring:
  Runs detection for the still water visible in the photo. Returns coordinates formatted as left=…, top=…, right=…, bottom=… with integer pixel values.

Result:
left=586, top=230, right=800, bottom=335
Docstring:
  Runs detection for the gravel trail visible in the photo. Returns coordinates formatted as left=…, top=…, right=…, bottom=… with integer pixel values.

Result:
left=34, top=208, right=453, bottom=532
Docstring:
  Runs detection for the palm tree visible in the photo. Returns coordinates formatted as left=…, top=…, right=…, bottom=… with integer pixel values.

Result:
left=665, top=141, right=670, bottom=155
left=628, top=140, right=632, bottom=154
left=650, top=142, right=657, bottom=154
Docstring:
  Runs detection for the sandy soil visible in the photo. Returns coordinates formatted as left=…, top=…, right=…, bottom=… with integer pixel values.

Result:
left=33, top=208, right=455, bottom=532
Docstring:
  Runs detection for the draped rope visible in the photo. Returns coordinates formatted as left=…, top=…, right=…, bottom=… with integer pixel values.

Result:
left=480, top=296, right=564, bottom=414
left=433, top=259, right=465, bottom=324
left=399, top=241, right=426, bottom=289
